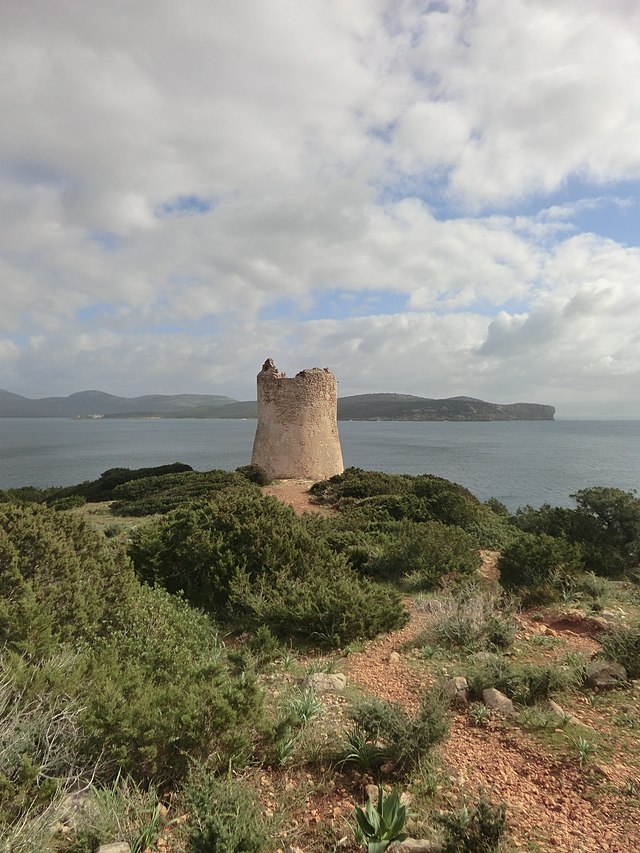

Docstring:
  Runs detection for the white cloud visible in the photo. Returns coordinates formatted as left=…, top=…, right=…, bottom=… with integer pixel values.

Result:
left=1, top=0, right=640, bottom=415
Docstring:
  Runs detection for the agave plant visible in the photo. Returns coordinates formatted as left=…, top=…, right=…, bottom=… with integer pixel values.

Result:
left=354, top=786, right=408, bottom=852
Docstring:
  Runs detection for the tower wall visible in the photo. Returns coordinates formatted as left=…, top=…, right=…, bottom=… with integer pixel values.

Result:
left=251, top=359, right=344, bottom=480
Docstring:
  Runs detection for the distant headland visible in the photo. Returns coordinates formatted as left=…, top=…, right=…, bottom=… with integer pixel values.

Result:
left=0, top=388, right=555, bottom=421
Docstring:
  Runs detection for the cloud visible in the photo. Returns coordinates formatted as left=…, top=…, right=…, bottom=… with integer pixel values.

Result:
left=397, top=0, right=640, bottom=205
left=1, top=0, right=640, bottom=415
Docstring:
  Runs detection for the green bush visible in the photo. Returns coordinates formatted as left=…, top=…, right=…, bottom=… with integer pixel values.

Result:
left=310, top=468, right=416, bottom=502
left=571, top=486, right=640, bottom=576
left=497, top=533, right=583, bottom=604
left=461, top=504, right=518, bottom=550
left=420, top=591, right=515, bottom=652
left=309, top=469, right=514, bottom=555
left=511, top=503, right=576, bottom=539
left=312, top=468, right=497, bottom=527
left=464, top=653, right=583, bottom=705
left=48, top=495, right=87, bottom=510
left=599, top=625, right=640, bottom=679
left=131, top=491, right=407, bottom=647
left=183, top=768, right=270, bottom=853
left=71, top=462, right=194, bottom=502
left=82, top=586, right=261, bottom=782
left=247, top=625, right=282, bottom=665
left=437, top=789, right=507, bottom=852
left=512, top=487, right=640, bottom=578
left=0, top=666, right=82, bottom=825
left=3, top=586, right=261, bottom=786
left=484, top=498, right=510, bottom=517
left=110, top=469, right=256, bottom=516
left=371, top=520, right=481, bottom=590
left=235, top=464, right=272, bottom=486
left=0, top=502, right=136, bottom=654
left=0, top=485, right=62, bottom=506
left=350, top=693, right=448, bottom=775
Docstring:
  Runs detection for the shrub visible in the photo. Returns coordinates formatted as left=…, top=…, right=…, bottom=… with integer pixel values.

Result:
left=183, top=767, right=270, bottom=853
left=235, top=464, right=272, bottom=486
left=599, top=625, right=640, bottom=679
left=110, top=469, right=256, bottom=516
left=511, top=503, right=576, bottom=539
left=0, top=486, right=61, bottom=506
left=461, top=504, right=518, bottom=550
left=229, top=561, right=406, bottom=647
left=310, top=468, right=416, bottom=502
left=411, top=475, right=483, bottom=528
left=349, top=693, right=448, bottom=775
left=437, top=789, right=507, bottom=852
left=420, top=591, right=515, bottom=652
left=79, top=586, right=262, bottom=782
left=371, top=521, right=481, bottom=590
left=4, top=463, right=198, bottom=508
left=70, top=775, right=167, bottom=853
left=0, top=502, right=136, bottom=654
left=247, top=625, right=282, bottom=665
left=485, top=498, right=509, bottom=517
left=571, top=486, right=640, bottom=576
left=72, top=462, right=194, bottom=502
left=2, top=586, right=262, bottom=787
left=312, top=468, right=501, bottom=532
left=497, top=533, right=583, bottom=604
left=312, top=525, right=384, bottom=574
left=464, top=654, right=583, bottom=705
left=512, top=487, right=640, bottom=578
left=48, top=495, right=87, bottom=510
left=131, top=491, right=407, bottom=647
left=0, top=664, right=84, bottom=825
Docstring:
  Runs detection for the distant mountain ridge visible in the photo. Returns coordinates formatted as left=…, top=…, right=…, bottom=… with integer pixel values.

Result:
left=0, top=389, right=555, bottom=421
left=0, top=389, right=236, bottom=418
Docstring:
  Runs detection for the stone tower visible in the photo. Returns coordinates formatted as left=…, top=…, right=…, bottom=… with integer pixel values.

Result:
left=251, top=358, right=344, bottom=480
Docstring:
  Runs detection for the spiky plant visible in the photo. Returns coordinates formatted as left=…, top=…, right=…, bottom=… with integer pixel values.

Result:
left=353, top=786, right=408, bottom=852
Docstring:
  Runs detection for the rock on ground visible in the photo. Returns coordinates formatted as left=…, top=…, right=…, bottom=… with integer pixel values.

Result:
left=482, top=687, right=517, bottom=717
left=303, top=672, right=346, bottom=692
left=390, top=840, right=444, bottom=852
left=586, top=659, right=628, bottom=690
left=443, top=676, right=469, bottom=709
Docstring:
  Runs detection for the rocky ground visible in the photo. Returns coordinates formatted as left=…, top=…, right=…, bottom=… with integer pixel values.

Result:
left=341, top=598, right=640, bottom=852
left=261, top=480, right=640, bottom=852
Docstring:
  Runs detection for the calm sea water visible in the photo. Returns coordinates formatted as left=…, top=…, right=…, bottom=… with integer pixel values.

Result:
left=1, top=418, right=639, bottom=511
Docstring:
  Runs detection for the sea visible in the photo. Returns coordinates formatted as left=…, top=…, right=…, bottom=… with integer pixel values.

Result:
left=1, top=418, right=639, bottom=512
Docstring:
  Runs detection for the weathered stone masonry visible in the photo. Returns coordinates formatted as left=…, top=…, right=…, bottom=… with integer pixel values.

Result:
left=251, top=358, right=344, bottom=480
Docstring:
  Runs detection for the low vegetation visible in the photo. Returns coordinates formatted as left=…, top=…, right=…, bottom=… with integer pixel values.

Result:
left=130, top=490, right=407, bottom=646
left=2, top=465, right=640, bottom=851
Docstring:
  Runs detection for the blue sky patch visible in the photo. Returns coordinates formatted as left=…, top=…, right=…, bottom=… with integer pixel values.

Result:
left=76, top=304, right=116, bottom=322
left=260, top=288, right=408, bottom=322
left=156, top=195, right=213, bottom=218
left=89, top=231, right=121, bottom=251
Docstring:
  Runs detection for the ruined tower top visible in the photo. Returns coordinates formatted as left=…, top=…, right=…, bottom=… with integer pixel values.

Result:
left=251, top=359, right=344, bottom=481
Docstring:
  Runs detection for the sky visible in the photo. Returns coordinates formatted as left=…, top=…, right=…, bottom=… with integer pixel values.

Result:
left=1, top=0, right=640, bottom=417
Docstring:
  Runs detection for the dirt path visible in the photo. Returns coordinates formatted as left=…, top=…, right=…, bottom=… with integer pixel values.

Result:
left=262, top=479, right=334, bottom=516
